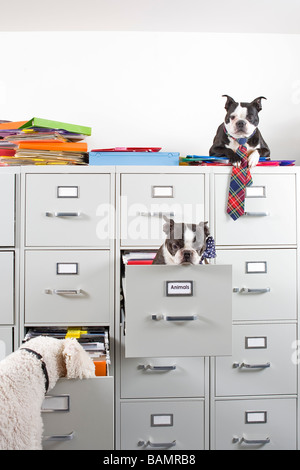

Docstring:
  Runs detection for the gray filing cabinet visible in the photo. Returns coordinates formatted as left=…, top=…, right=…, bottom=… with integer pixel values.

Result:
left=0, top=169, right=17, bottom=361
left=117, top=168, right=233, bottom=450
left=20, top=167, right=115, bottom=450
left=211, top=168, right=299, bottom=450
left=0, top=165, right=299, bottom=450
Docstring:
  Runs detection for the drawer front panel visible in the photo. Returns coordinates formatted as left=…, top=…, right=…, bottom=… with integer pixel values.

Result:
left=120, top=336, right=205, bottom=398
left=214, top=173, right=296, bottom=246
left=216, top=249, right=297, bottom=321
left=215, top=323, right=297, bottom=397
left=25, top=250, right=110, bottom=324
left=0, top=327, right=13, bottom=360
left=0, top=174, right=15, bottom=246
left=121, top=174, right=205, bottom=246
left=0, top=251, right=14, bottom=325
left=121, top=400, right=205, bottom=450
left=25, top=174, right=111, bottom=247
left=214, top=398, right=296, bottom=450
left=42, top=377, right=113, bottom=450
left=124, top=264, right=232, bottom=358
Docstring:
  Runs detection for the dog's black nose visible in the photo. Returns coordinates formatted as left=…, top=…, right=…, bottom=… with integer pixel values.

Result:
left=183, top=251, right=191, bottom=261
left=236, top=120, right=245, bottom=129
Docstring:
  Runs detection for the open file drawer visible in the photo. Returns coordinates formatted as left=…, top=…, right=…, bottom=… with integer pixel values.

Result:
left=123, top=265, right=232, bottom=358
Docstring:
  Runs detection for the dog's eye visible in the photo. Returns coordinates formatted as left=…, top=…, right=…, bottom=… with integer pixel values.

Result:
left=230, top=115, right=235, bottom=120
left=172, top=243, right=178, bottom=251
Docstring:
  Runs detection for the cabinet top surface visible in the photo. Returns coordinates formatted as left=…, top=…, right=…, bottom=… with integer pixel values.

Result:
left=0, top=165, right=299, bottom=175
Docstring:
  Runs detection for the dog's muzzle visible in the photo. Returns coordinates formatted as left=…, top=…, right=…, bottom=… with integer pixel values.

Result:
left=21, top=348, right=50, bottom=393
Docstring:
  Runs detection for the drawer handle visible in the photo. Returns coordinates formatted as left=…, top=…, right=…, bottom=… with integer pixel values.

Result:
left=233, top=287, right=270, bottom=294
left=45, top=289, right=82, bottom=295
left=138, top=364, right=176, bottom=371
left=45, top=212, right=81, bottom=217
left=44, top=431, right=75, bottom=441
left=152, top=314, right=198, bottom=322
left=244, top=211, right=270, bottom=217
left=137, top=211, right=175, bottom=217
left=233, top=362, right=271, bottom=369
left=138, top=439, right=176, bottom=449
left=232, top=435, right=270, bottom=446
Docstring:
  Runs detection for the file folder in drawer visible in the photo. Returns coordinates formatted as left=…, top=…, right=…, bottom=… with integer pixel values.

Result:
left=24, top=327, right=110, bottom=376
left=89, top=152, right=180, bottom=166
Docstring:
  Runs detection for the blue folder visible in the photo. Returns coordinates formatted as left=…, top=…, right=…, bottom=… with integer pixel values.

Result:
left=89, top=151, right=180, bottom=166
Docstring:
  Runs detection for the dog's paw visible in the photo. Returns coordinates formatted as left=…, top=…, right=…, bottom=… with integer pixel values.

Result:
left=248, top=149, right=260, bottom=168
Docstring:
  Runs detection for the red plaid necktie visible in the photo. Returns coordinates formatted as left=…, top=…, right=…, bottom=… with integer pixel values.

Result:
left=227, top=137, right=253, bottom=220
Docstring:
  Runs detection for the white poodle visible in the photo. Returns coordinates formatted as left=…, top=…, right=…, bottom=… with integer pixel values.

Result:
left=0, top=336, right=95, bottom=450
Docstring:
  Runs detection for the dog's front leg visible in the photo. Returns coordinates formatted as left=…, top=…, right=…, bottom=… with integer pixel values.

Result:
left=248, top=149, right=260, bottom=168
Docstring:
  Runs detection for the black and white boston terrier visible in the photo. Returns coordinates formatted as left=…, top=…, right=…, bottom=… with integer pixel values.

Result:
left=209, top=95, right=270, bottom=167
left=152, top=217, right=215, bottom=265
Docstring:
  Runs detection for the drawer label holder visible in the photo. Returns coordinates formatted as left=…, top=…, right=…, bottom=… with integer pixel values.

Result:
left=166, top=281, right=193, bottom=296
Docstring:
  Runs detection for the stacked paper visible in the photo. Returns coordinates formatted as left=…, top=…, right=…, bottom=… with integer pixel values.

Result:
left=0, top=118, right=91, bottom=165
left=180, top=155, right=295, bottom=166
left=23, top=327, right=110, bottom=376
left=122, top=251, right=157, bottom=265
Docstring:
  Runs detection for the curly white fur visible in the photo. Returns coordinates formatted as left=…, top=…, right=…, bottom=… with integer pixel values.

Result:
left=0, top=336, right=95, bottom=450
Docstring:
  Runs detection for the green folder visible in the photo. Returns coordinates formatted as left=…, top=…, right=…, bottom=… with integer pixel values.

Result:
left=18, top=117, right=92, bottom=136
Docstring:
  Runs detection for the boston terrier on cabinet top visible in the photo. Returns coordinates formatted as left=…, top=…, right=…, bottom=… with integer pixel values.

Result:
left=152, top=217, right=213, bottom=265
left=209, top=95, right=270, bottom=168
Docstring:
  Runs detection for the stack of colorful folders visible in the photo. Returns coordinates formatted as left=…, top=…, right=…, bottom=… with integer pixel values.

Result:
left=0, top=117, right=91, bottom=165
left=122, top=251, right=157, bottom=265
left=180, top=155, right=295, bottom=166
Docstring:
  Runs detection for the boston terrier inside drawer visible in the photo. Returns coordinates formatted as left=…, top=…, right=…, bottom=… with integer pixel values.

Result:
left=152, top=217, right=216, bottom=265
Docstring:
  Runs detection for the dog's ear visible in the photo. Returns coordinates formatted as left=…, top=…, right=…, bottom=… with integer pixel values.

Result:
left=199, top=221, right=210, bottom=237
left=162, top=216, right=174, bottom=237
left=251, top=96, right=267, bottom=112
left=62, top=338, right=95, bottom=379
left=222, top=94, right=237, bottom=111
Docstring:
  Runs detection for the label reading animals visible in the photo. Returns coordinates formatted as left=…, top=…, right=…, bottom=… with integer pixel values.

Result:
left=166, top=281, right=193, bottom=296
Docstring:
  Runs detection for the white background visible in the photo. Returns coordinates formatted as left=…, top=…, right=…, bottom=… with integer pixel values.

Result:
left=0, top=6, right=300, bottom=162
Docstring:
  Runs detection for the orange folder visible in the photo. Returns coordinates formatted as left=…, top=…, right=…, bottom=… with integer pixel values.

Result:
left=94, top=360, right=107, bottom=376
left=18, top=141, right=88, bottom=152
left=0, top=121, right=27, bottom=130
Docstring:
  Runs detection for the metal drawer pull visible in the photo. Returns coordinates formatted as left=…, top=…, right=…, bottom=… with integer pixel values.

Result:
left=44, top=431, right=75, bottom=441
left=152, top=314, right=198, bottom=322
left=138, top=364, right=176, bottom=371
left=233, top=287, right=270, bottom=294
left=244, top=211, right=270, bottom=217
left=233, top=362, right=271, bottom=369
left=138, top=439, right=176, bottom=449
left=45, top=289, right=82, bottom=295
left=137, top=211, right=175, bottom=217
left=232, top=435, right=270, bottom=446
left=45, top=212, right=81, bottom=217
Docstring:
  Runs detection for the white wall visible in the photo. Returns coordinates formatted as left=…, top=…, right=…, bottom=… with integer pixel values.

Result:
left=1, top=31, right=300, bottom=162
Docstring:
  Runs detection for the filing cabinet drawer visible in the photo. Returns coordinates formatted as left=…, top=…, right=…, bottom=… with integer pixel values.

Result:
left=42, top=377, right=113, bottom=450
left=121, top=400, right=205, bottom=450
left=120, top=174, right=205, bottom=246
left=25, top=173, right=111, bottom=247
left=215, top=323, right=297, bottom=397
left=214, top=398, right=296, bottom=450
left=216, top=249, right=296, bottom=321
left=25, top=250, right=111, bottom=324
left=0, top=173, right=15, bottom=246
left=123, top=264, right=232, bottom=357
left=120, top=335, right=205, bottom=398
left=0, top=251, right=14, bottom=325
left=0, top=327, right=13, bottom=360
left=214, top=173, right=296, bottom=246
